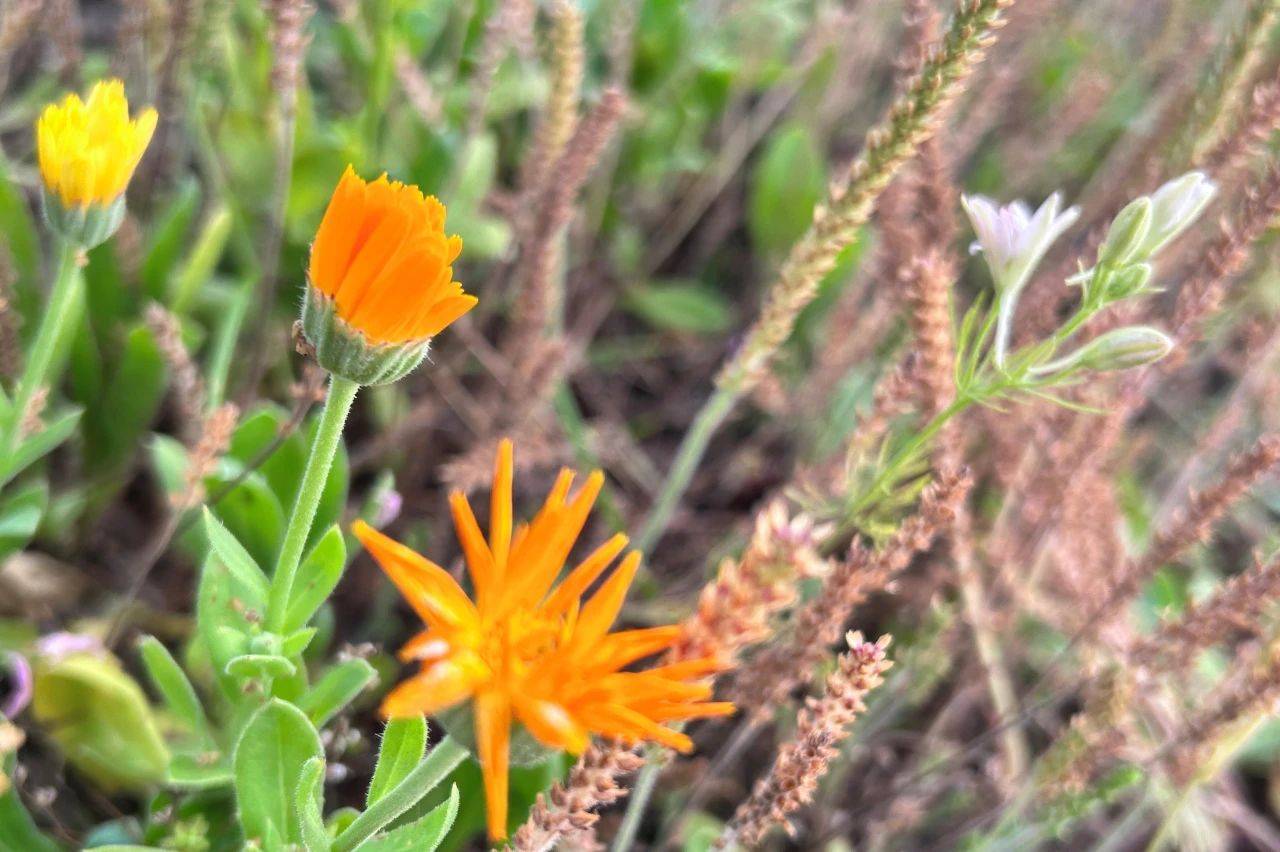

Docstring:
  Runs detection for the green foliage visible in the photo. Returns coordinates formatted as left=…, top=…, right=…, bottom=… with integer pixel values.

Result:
left=749, top=123, right=826, bottom=255
left=232, top=699, right=324, bottom=847
left=31, top=652, right=169, bottom=792
left=624, top=280, right=734, bottom=334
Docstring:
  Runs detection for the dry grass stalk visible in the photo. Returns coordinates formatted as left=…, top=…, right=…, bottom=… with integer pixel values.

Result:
left=1169, top=161, right=1280, bottom=354
left=40, top=0, right=81, bottom=76
left=269, top=0, right=313, bottom=97
left=145, top=303, right=206, bottom=444
left=669, top=502, right=833, bottom=667
left=395, top=51, right=442, bottom=124
left=1166, top=641, right=1280, bottom=785
left=1131, top=551, right=1280, bottom=675
left=509, top=742, right=643, bottom=852
left=1098, top=435, right=1280, bottom=630
left=134, top=0, right=200, bottom=199
left=903, top=250, right=958, bottom=418
left=717, top=0, right=1014, bottom=395
left=176, top=403, right=240, bottom=511
left=0, top=0, right=44, bottom=94
left=718, top=633, right=893, bottom=848
left=1187, top=0, right=1279, bottom=167
left=504, top=88, right=626, bottom=368
left=514, top=0, right=584, bottom=243
left=1200, top=79, right=1280, bottom=180
left=735, top=467, right=969, bottom=720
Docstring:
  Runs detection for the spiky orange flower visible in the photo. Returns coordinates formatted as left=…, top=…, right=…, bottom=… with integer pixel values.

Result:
left=36, top=79, right=156, bottom=208
left=353, top=441, right=733, bottom=839
left=308, top=165, right=477, bottom=345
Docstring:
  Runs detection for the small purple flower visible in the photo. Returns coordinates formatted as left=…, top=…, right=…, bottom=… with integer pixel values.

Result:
left=1, top=653, right=32, bottom=718
left=374, top=489, right=404, bottom=527
left=35, top=632, right=104, bottom=662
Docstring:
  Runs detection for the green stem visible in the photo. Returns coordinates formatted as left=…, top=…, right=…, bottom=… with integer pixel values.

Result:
left=332, top=736, right=467, bottom=852
left=635, top=384, right=739, bottom=553
left=0, top=239, right=81, bottom=482
left=265, top=374, right=360, bottom=634
left=611, top=749, right=662, bottom=852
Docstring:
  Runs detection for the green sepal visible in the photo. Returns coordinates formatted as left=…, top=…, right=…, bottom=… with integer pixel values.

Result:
left=300, top=287, right=430, bottom=386
left=40, top=188, right=126, bottom=250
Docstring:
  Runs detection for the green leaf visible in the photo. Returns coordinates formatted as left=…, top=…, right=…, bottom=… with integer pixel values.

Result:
left=138, top=636, right=212, bottom=746
left=281, top=627, right=318, bottom=658
left=225, top=653, right=297, bottom=682
left=233, top=699, right=324, bottom=847
left=354, top=784, right=459, bottom=852
left=0, top=753, right=60, bottom=852
left=32, top=652, right=169, bottom=792
left=0, top=481, right=48, bottom=562
left=2, top=409, right=81, bottom=484
left=202, top=507, right=270, bottom=603
left=141, top=180, right=202, bottom=300
left=296, top=756, right=330, bottom=851
left=196, top=554, right=264, bottom=696
left=367, top=717, right=427, bottom=808
left=167, top=751, right=234, bottom=789
left=623, top=280, right=733, bottom=334
left=298, top=658, right=377, bottom=727
left=285, top=524, right=347, bottom=632
left=81, top=324, right=166, bottom=478
left=748, top=123, right=826, bottom=255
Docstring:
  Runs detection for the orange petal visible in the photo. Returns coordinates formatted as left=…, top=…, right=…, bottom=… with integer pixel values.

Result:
left=490, top=440, right=514, bottom=572
left=352, top=520, right=477, bottom=628
left=448, top=493, right=497, bottom=607
left=541, top=532, right=629, bottom=616
left=513, top=695, right=589, bottom=754
left=380, top=659, right=482, bottom=717
left=476, top=691, right=512, bottom=840
left=575, top=551, right=642, bottom=641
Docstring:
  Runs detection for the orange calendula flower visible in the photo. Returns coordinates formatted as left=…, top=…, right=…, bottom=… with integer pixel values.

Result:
left=301, top=166, right=477, bottom=385
left=353, top=440, right=733, bottom=839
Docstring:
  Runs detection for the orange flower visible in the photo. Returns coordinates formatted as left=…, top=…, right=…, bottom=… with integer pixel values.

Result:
left=308, top=165, right=476, bottom=345
left=353, top=441, right=733, bottom=839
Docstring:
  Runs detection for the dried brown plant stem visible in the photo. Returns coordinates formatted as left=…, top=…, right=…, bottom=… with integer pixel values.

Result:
left=509, top=742, right=643, bottom=852
left=717, top=634, right=893, bottom=848
left=0, top=0, right=44, bottom=97
left=503, top=89, right=627, bottom=367
left=512, top=0, right=584, bottom=247
left=240, top=0, right=315, bottom=401
left=733, top=467, right=969, bottom=720
left=670, top=502, right=833, bottom=666
left=1185, top=0, right=1278, bottom=168
left=635, top=0, right=1015, bottom=555
left=145, top=303, right=206, bottom=444
left=1130, top=550, right=1280, bottom=675
left=132, top=0, right=199, bottom=203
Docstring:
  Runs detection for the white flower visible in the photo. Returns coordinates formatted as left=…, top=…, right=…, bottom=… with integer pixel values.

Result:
left=1141, top=171, right=1216, bottom=256
left=961, top=192, right=1081, bottom=297
left=962, top=191, right=1080, bottom=367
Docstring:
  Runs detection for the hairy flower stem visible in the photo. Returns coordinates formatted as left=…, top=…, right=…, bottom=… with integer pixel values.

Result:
left=0, top=239, right=81, bottom=487
left=635, top=384, right=736, bottom=552
left=332, top=736, right=468, bottom=852
left=265, top=374, right=359, bottom=633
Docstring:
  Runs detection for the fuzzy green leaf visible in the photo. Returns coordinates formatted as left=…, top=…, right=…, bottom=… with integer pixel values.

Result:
left=233, top=699, right=324, bottom=847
